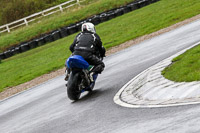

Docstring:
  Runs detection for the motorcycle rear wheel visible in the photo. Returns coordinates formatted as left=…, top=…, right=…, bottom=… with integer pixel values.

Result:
left=67, top=72, right=81, bottom=100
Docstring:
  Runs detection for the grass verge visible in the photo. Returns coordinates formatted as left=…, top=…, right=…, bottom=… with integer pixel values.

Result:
left=0, top=0, right=134, bottom=52
left=1, top=0, right=200, bottom=92
left=162, top=44, right=200, bottom=82
left=0, top=0, right=73, bottom=25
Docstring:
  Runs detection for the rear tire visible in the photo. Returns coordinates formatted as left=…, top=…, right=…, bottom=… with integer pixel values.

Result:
left=67, top=72, right=81, bottom=100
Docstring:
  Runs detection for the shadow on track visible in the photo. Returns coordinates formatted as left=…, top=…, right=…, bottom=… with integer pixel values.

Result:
left=70, top=88, right=110, bottom=103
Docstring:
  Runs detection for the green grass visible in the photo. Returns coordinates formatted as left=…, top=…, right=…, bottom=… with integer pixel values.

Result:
left=0, top=37, right=73, bottom=90
left=0, top=0, right=134, bottom=52
left=0, top=0, right=73, bottom=25
left=1, top=0, right=200, bottom=92
left=162, top=45, right=200, bottom=82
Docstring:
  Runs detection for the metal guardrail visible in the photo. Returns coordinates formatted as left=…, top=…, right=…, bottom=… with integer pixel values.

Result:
left=0, top=0, right=83, bottom=34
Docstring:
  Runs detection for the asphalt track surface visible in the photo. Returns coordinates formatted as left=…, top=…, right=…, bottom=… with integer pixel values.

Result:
left=1, top=19, right=200, bottom=133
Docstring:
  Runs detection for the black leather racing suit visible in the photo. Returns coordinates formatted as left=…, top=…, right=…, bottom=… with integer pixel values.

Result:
left=69, top=31, right=105, bottom=74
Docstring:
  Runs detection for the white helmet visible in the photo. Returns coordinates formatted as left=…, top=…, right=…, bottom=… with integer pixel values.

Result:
left=81, top=22, right=96, bottom=33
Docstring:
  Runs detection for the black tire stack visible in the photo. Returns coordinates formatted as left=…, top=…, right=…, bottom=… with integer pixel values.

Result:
left=0, top=0, right=160, bottom=61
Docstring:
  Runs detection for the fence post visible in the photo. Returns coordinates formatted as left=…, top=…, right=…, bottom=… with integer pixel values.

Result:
left=0, top=0, right=83, bottom=34
left=77, top=0, right=80, bottom=6
left=6, top=25, right=10, bottom=32
left=42, top=11, right=45, bottom=16
left=24, top=19, right=28, bottom=26
left=59, top=5, right=63, bottom=12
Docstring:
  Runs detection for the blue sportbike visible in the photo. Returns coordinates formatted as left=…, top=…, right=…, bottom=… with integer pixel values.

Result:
left=66, top=55, right=98, bottom=100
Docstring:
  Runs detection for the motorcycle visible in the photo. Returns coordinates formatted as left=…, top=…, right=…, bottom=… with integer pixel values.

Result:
left=66, top=55, right=98, bottom=100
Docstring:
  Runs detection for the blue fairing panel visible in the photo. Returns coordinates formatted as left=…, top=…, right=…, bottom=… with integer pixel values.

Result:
left=66, top=55, right=89, bottom=69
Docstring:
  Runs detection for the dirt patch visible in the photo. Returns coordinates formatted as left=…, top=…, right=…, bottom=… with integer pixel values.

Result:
left=1, top=14, right=200, bottom=100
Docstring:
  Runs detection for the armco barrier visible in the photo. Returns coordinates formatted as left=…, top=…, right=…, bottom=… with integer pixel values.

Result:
left=0, top=0, right=160, bottom=60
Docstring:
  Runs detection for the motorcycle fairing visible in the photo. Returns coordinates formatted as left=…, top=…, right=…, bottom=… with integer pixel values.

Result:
left=67, top=55, right=89, bottom=69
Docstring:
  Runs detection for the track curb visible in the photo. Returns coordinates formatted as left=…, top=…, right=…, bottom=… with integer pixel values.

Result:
left=114, top=41, right=200, bottom=108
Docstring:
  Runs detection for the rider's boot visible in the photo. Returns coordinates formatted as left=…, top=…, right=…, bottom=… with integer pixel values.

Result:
left=64, top=69, right=70, bottom=81
left=89, top=72, right=94, bottom=82
left=65, top=74, right=69, bottom=81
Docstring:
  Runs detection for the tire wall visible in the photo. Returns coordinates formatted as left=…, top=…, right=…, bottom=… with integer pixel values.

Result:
left=0, top=0, right=160, bottom=61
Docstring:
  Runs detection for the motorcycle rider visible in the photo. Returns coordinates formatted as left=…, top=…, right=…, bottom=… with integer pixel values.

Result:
left=65, top=22, right=106, bottom=81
